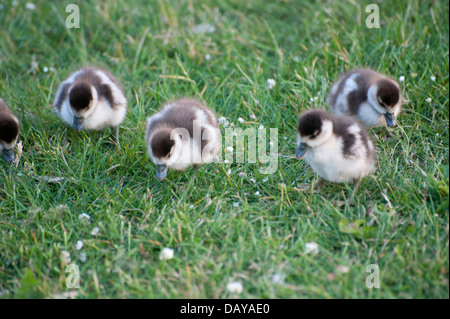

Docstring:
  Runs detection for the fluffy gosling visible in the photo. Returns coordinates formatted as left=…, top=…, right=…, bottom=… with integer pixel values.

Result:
left=53, top=67, right=127, bottom=147
left=145, top=98, right=221, bottom=181
left=327, top=68, right=401, bottom=138
left=296, top=109, right=375, bottom=203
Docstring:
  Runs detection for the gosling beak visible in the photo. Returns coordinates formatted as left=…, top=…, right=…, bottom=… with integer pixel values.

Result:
left=2, top=148, right=15, bottom=164
left=295, top=142, right=310, bottom=159
left=156, top=164, right=168, bottom=181
left=384, top=112, right=396, bottom=127
left=73, top=116, right=84, bottom=132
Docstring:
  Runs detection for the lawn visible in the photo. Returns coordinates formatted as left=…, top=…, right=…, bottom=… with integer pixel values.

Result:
left=0, top=0, right=448, bottom=299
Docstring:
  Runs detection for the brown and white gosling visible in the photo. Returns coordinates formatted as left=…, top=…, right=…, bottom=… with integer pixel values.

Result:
left=0, top=99, right=20, bottom=163
left=295, top=109, right=375, bottom=203
left=53, top=67, right=127, bottom=147
left=327, top=68, right=402, bottom=138
left=145, top=98, right=221, bottom=181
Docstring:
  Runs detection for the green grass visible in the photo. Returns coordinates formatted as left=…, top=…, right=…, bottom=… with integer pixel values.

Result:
left=0, top=0, right=448, bottom=299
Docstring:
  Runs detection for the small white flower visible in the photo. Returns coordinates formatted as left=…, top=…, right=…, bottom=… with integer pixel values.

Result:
left=76, top=240, right=83, bottom=250
left=79, top=213, right=90, bottom=221
left=255, top=191, right=260, bottom=196
left=238, top=117, right=245, bottom=123
left=218, top=116, right=229, bottom=126
left=226, top=281, right=243, bottom=294
left=304, top=242, right=319, bottom=255
left=25, top=3, right=36, bottom=10
left=269, top=141, right=274, bottom=146
left=43, top=67, right=49, bottom=73
left=430, top=75, right=436, bottom=81
left=60, top=251, right=71, bottom=265
left=80, top=252, right=86, bottom=263
left=233, top=202, right=239, bottom=208
left=336, top=265, right=349, bottom=274
left=266, top=78, right=276, bottom=90
left=193, top=23, right=215, bottom=34
left=259, top=125, right=264, bottom=130
left=399, top=76, right=405, bottom=82
left=226, top=146, right=233, bottom=152
left=250, top=114, right=256, bottom=120
left=205, top=54, right=212, bottom=61
left=90, top=227, right=100, bottom=236
left=227, top=169, right=231, bottom=175
left=159, top=247, right=174, bottom=260
left=426, top=97, right=432, bottom=103
left=271, top=272, right=285, bottom=285
left=224, top=159, right=229, bottom=164
left=314, top=97, right=319, bottom=101
left=249, top=178, right=256, bottom=183
left=190, top=204, right=194, bottom=208
left=262, top=177, right=268, bottom=182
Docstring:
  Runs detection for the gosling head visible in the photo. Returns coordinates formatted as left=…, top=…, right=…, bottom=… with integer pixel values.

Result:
left=149, top=127, right=184, bottom=181
left=68, top=82, right=98, bottom=132
left=295, top=110, right=333, bottom=159
left=0, top=113, right=19, bottom=163
left=368, top=79, right=401, bottom=127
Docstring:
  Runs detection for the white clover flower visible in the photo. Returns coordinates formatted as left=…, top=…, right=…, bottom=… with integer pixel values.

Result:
left=266, top=78, right=276, bottom=90
left=205, top=54, right=212, bottom=61
left=304, top=242, right=319, bottom=255
left=262, top=177, right=268, bottom=182
left=250, top=114, right=256, bottom=120
left=238, top=117, right=245, bottom=123
left=43, top=67, right=49, bottom=73
left=193, top=23, right=215, bottom=34
left=80, top=252, right=86, bottom=263
left=233, top=202, right=239, bottom=208
left=76, top=240, right=84, bottom=250
left=336, top=265, right=349, bottom=274
left=218, top=116, right=229, bottom=126
left=190, top=204, right=194, bottom=209
left=226, top=281, right=243, bottom=294
left=25, top=3, right=36, bottom=10
left=79, top=213, right=90, bottom=221
left=60, top=251, right=71, bottom=265
left=271, top=272, right=285, bottom=285
left=269, top=141, right=274, bottom=146
left=399, top=76, right=405, bottom=82
left=255, top=191, right=260, bottom=196
left=259, top=125, right=264, bottom=130
left=159, top=247, right=174, bottom=260
left=226, top=146, right=233, bottom=152
left=430, top=75, right=436, bottom=81
left=426, top=97, right=432, bottom=103
left=224, top=159, right=229, bottom=164
left=90, top=227, right=100, bottom=236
